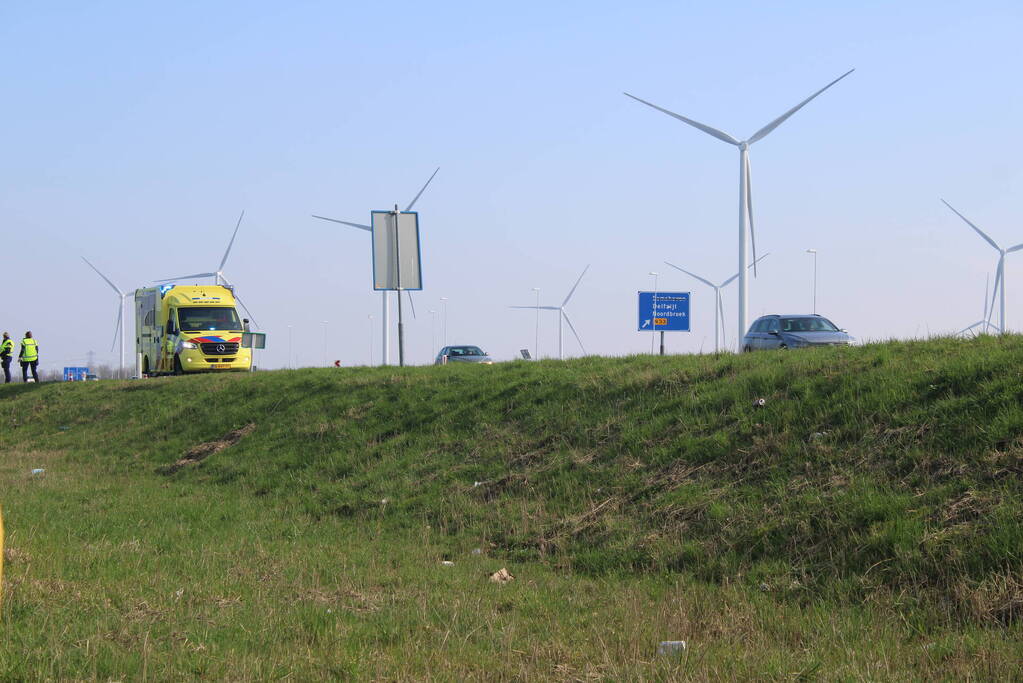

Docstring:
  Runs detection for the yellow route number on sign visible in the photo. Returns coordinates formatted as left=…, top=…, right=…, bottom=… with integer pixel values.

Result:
left=653, top=318, right=668, bottom=326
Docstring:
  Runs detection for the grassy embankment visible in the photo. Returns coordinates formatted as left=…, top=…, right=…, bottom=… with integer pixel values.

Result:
left=1, top=336, right=1022, bottom=679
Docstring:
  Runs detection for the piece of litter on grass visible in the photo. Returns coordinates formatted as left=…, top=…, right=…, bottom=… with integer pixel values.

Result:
left=58, top=426, right=69, bottom=431
left=471, top=548, right=482, bottom=556
left=489, top=568, right=514, bottom=584
left=657, top=641, right=687, bottom=656
left=752, top=398, right=766, bottom=408
left=441, top=560, right=455, bottom=566
left=30, top=468, right=44, bottom=475
left=473, top=481, right=482, bottom=487
left=380, top=498, right=390, bottom=505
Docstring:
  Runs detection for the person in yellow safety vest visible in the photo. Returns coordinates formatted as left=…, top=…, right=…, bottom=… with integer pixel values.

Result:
left=0, top=332, right=13, bottom=384
left=19, top=331, right=39, bottom=383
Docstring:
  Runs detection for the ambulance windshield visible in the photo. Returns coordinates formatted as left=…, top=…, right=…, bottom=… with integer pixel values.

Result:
left=178, top=307, right=242, bottom=332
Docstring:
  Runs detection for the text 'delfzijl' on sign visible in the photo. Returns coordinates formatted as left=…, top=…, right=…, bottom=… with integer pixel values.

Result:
left=637, top=291, right=690, bottom=332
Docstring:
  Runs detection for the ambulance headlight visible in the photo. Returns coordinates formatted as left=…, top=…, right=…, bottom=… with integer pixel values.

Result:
left=179, top=341, right=198, bottom=350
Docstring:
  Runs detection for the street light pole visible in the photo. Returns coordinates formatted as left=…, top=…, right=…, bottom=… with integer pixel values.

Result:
left=806, top=249, right=818, bottom=314
left=287, top=325, right=293, bottom=369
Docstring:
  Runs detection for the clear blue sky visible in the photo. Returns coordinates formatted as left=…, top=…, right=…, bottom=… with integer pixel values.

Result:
left=2, top=1, right=1021, bottom=370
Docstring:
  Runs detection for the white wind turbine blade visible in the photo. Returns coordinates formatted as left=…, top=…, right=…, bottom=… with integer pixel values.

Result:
left=311, top=215, right=372, bottom=231
left=233, top=292, right=258, bottom=329
left=958, top=321, right=983, bottom=337
left=405, top=291, right=417, bottom=319
left=110, top=305, right=122, bottom=352
left=561, top=265, right=590, bottom=307
left=561, top=311, right=587, bottom=355
left=1007, top=243, right=1023, bottom=253
left=623, top=93, right=740, bottom=145
left=717, top=290, right=728, bottom=347
left=510, top=305, right=559, bottom=310
left=719, top=252, right=771, bottom=288
left=747, top=69, right=855, bottom=144
left=664, top=261, right=716, bottom=289
left=941, top=200, right=1002, bottom=251
left=745, top=153, right=759, bottom=277
left=154, top=272, right=216, bottom=283
left=81, top=257, right=125, bottom=296
left=405, top=167, right=440, bottom=211
left=219, top=274, right=258, bottom=328
left=987, top=257, right=1003, bottom=329
left=219, top=210, right=245, bottom=272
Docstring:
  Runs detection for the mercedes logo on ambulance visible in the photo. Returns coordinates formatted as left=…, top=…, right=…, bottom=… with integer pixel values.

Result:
left=217, top=344, right=226, bottom=353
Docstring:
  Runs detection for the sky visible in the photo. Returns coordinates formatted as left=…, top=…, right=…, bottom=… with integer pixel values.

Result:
left=1, top=1, right=1021, bottom=371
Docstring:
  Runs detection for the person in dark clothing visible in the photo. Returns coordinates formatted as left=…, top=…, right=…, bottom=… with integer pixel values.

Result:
left=0, top=332, right=12, bottom=383
left=19, top=331, right=39, bottom=382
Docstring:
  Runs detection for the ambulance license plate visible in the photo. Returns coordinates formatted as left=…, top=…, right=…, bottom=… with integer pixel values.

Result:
left=212, top=363, right=231, bottom=369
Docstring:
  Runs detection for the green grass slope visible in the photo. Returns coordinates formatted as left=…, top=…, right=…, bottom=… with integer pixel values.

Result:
left=1, top=337, right=1022, bottom=677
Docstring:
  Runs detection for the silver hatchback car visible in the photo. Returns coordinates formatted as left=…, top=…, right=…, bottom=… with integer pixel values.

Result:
left=742, top=314, right=854, bottom=352
left=434, top=345, right=494, bottom=365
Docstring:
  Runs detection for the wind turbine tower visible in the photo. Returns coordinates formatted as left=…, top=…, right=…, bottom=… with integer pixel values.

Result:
left=625, top=69, right=854, bottom=349
left=312, top=168, right=439, bottom=366
left=510, top=265, right=589, bottom=360
left=942, top=199, right=1022, bottom=334
left=81, top=257, right=128, bottom=379
left=154, top=211, right=259, bottom=327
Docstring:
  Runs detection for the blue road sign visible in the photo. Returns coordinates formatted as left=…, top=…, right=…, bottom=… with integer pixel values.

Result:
left=637, top=292, right=690, bottom=332
left=63, top=367, right=89, bottom=381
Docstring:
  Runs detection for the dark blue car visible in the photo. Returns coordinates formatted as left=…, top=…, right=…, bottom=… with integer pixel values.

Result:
left=742, top=314, right=854, bottom=352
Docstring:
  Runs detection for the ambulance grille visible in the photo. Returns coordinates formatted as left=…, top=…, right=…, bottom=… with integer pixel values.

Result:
left=200, top=342, right=239, bottom=355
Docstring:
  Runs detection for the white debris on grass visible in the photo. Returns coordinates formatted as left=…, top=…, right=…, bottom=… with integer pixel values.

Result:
left=657, top=641, right=687, bottom=656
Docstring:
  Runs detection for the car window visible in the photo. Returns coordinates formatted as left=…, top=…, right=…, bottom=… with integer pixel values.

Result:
left=767, top=319, right=780, bottom=333
left=781, top=317, right=839, bottom=332
left=449, top=346, right=484, bottom=356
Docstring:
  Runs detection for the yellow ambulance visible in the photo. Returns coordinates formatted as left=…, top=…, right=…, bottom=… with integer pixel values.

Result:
left=135, top=284, right=252, bottom=375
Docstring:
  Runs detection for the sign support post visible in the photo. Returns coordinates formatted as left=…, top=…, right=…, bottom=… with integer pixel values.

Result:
left=392, top=204, right=406, bottom=367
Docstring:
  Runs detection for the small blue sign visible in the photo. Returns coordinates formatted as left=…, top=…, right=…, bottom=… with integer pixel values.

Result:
left=637, top=291, right=690, bottom=332
left=63, top=367, right=90, bottom=381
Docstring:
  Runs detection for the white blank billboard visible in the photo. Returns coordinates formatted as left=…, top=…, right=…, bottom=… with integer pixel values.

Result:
left=371, top=210, right=423, bottom=291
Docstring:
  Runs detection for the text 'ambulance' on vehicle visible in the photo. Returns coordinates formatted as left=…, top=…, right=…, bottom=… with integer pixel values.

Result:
left=135, top=284, right=251, bottom=375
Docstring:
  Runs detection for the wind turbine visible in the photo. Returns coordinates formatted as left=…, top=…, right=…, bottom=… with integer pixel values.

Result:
left=312, top=167, right=439, bottom=366
left=942, top=199, right=1023, bottom=334
left=154, top=210, right=259, bottom=327
left=958, top=274, right=1000, bottom=337
left=510, top=265, right=589, bottom=359
left=664, top=253, right=770, bottom=353
left=625, top=69, right=854, bottom=349
left=81, top=257, right=128, bottom=379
